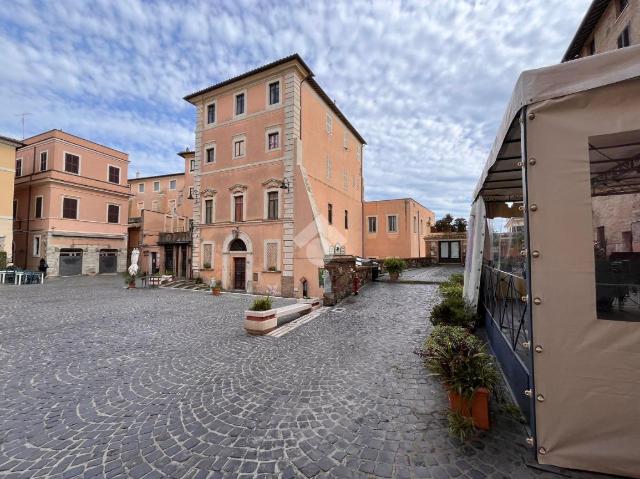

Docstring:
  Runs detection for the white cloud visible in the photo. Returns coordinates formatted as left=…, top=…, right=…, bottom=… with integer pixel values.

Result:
left=0, top=0, right=591, bottom=217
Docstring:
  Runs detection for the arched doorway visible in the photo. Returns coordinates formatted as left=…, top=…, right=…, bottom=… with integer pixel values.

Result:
left=221, top=232, right=254, bottom=292
left=230, top=238, right=247, bottom=289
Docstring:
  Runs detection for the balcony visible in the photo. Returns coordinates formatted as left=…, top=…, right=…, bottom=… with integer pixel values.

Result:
left=158, top=231, right=192, bottom=244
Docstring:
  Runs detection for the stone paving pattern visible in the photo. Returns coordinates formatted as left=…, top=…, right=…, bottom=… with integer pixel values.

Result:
left=378, top=265, right=465, bottom=284
left=0, top=274, right=612, bottom=478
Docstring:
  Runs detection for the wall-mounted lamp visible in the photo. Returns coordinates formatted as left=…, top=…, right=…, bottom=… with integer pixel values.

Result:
left=187, top=188, right=216, bottom=203
left=279, top=178, right=291, bottom=193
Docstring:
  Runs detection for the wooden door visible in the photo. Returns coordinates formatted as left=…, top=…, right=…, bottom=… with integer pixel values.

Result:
left=233, top=257, right=246, bottom=290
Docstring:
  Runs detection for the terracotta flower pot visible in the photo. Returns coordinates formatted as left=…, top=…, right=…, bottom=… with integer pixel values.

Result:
left=211, top=288, right=221, bottom=296
left=448, top=387, right=490, bottom=430
left=389, top=271, right=400, bottom=281
left=128, top=279, right=136, bottom=289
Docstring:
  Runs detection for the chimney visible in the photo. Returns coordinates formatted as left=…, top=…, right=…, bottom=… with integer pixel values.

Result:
left=136, top=170, right=140, bottom=178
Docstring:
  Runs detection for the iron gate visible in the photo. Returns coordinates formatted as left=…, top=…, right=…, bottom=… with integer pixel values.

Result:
left=99, top=249, right=118, bottom=274
left=59, top=249, right=83, bottom=276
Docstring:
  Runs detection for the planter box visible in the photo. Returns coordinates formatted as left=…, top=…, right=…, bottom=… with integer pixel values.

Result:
left=448, top=387, right=490, bottom=430
left=244, top=309, right=277, bottom=335
left=389, top=272, right=400, bottom=281
left=297, top=297, right=321, bottom=310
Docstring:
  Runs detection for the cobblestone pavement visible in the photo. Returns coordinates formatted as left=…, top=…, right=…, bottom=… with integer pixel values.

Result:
left=378, top=265, right=465, bottom=283
left=0, top=276, right=610, bottom=478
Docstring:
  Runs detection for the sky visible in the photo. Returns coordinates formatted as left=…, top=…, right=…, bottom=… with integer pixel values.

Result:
left=0, top=0, right=591, bottom=218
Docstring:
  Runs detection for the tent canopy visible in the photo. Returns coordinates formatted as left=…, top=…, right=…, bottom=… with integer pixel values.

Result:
left=474, top=45, right=640, bottom=203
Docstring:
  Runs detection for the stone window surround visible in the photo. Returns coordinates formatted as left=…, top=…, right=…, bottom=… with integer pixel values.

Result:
left=169, top=179, right=177, bottom=190
left=265, top=125, right=282, bottom=152
left=202, top=197, right=215, bottom=224
left=153, top=180, right=161, bottom=192
left=205, top=141, right=216, bottom=163
left=201, top=240, right=215, bottom=269
left=263, top=239, right=281, bottom=271
left=107, top=164, right=121, bottom=184
left=262, top=181, right=282, bottom=220
left=40, top=150, right=48, bottom=171
left=151, top=200, right=159, bottom=212
left=387, top=214, right=399, bottom=233
left=15, top=157, right=22, bottom=177
left=204, top=98, right=217, bottom=128
left=232, top=134, right=247, bottom=159
left=107, top=203, right=120, bottom=224
left=326, top=113, right=333, bottom=135
left=63, top=151, right=81, bottom=175
left=138, top=183, right=145, bottom=193
left=265, top=77, right=282, bottom=109
left=233, top=89, right=248, bottom=118
left=229, top=184, right=248, bottom=222
left=32, top=234, right=41, bottom=257
left=61, top=195, right=80, bottom=220
left=34, top=195, right=44, bottom=219
left=366, top=215, right=378, bottom=234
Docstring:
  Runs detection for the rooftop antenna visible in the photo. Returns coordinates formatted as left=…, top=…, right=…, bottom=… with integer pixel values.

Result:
left=15, top=112, right=32, bottom=139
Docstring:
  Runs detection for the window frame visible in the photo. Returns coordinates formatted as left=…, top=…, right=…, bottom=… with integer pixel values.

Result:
left=61, top=196, right=79, bottom=220
left=265, top=126, right=281, bottom=152
left=190, top=159, right=196, bottom=171
left=34, top=195, right=43, bottom=219
left=264, top=188, right=280, bottom=220
left=39, top=151, right=48, bottom=171
left=205, top=99, right=217, bottom=126
left=153, top=181, right=160, bottom=192
left=107, top=203, right=120, bottom=224
left=138, top=183, right=145, bottom=193
left=617, top=25, right=631, bottom=48
left=232, top=193, right=245, bottom=222
left=266, top=79, right=282, bottom=108
left=326, top=155, right=332, bottom=179
left=203, top=198, right=214, bottom=225
left=15, top=157, right=22, bottom=177
left=387, top=214, right=399, bottom=233
left=32, top=235, right=41, bottom=257
left=234, top=90, right=247, bottom=118
left=617, top=0, right=629, bottom=16
left=263, top=239, right=281, bottom=271
left=344, top=209, right=349, bottom=229
left=326, top=113, right=333, bottom=135
left=205, top=143, right=216, bottom=163
left=201, top=240, right=215, bottom=269
left=328, top=203, right=333, bottom=225
left=63, top=152, right=81, bottom=175
left=169, top=179, right=177, bottom=190
left=151, top=200, right=159, bottom=212
left=232, top=135, right=247, bottom=159
left=107, top=164, right=121, bottom=185
left=367, top=215, right=378, bottom=234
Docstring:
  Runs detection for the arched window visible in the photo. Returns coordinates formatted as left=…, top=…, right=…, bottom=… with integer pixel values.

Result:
left=229, top=238, right=247, bottom=251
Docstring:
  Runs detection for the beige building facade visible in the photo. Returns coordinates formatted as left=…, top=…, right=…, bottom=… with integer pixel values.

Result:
left=563, top=0, right=638, bottom=61
left=363, top=198, right=434, bottom=259
left=185, top=54, right=365, bottom=298
left=0, top=135, right=23, bottom=264
left=13, top=130, right=130, bottom=276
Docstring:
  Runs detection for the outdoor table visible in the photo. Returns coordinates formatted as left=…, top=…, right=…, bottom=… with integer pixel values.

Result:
left=14, top=271, right=25, bottom=285
left=0, top=270, right=6, bottom=284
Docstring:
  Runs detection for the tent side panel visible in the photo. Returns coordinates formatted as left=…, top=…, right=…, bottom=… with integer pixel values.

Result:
left=526, top=78, right=640, bottom=478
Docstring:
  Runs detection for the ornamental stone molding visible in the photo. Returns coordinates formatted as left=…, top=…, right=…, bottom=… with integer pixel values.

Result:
left=228, top=184, right=248, bottom=194
left=261, top=178, right=282, bottom=189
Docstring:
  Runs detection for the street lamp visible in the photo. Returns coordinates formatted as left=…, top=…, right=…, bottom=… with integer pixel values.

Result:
left=279, top=178, right=290, bottom=192
left=187, top=188, right=216, bottom=203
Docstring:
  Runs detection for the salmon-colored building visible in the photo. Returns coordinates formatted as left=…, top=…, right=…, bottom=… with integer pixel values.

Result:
left=363, top=198, right=435, bottom=259
left=184, top=54, right=365, bottom=297
left=1, top=135, right=23, bottom=264
left=13, top=130, right=130, bottom=276
left=127, top=150, right=195, bottom=276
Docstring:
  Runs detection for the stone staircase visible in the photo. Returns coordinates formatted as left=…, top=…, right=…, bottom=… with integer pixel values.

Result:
left=161, top=279, right=210, bottom=292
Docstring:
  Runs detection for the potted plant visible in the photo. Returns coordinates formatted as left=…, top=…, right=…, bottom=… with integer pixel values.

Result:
left=211, top=280, right=222, bottom=296
left=424, top=325, right=498, bottom=432
left=123, top=271, right=136, bottom=289
left=383, top=257, right=406, bottom=281
left=203, top=262, right=211, bottom=270
left=244, top=296, right=276, bottom=335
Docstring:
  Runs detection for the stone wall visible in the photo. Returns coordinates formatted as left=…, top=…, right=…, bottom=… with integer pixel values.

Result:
left=322, top=255, right=372, bottom=306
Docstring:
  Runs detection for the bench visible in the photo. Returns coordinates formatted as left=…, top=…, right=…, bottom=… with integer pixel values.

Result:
left=276, top=303, right=313, bottom=326
left=245, top=301, right=314, bottom=335
left=141, top=276, right=162, bottom=288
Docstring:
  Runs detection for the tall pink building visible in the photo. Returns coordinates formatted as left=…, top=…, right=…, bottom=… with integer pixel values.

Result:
left=13, top=130, right=130, bottom=276
left=184, top=54, right=366, bottom=298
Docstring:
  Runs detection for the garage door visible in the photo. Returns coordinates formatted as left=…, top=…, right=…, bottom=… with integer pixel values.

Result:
left=99, top=249, right=118, bottom=274
left=59, top=249, right=83, bottom=276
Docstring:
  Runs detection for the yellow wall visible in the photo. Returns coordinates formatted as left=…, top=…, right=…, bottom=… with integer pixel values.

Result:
left=0, top=140, right=18, bottom=262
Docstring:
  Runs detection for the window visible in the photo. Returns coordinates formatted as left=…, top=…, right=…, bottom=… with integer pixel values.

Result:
left=15, top=158, right=22, bottom=177
left=326, top=114, right=332, bottom=134
left=589, top=38, right=596, bottom=56
left=138, top=183, right=145, bottom=193
left=168, top=199, right=176, bottom=213
left=618, top=0, right=629, bottom=15
left=618, top=25, right=630, bottom=48
left=265, top=241, right=279, bottom=270
left=62, top=197, right=78, bottom=219
left=268, top=132, right=279, bottom=150
left=202, top=242, right=213, bottom=268
left=344, top=210, right=349, bottom=229
left=206, top=102, right=216, bottom=124
left=234, top=195, right=244, bottom=222
left=368, top=216, right=377, bottom=233
left=388, top=215, right=398, bottom=233
left=326, top=156, right=332, bottom=179
left=107, top=204, right=119, bottom=224
left=108, top=165, right=120, bottom=184
left=153, top=181, right=160, bottom=192
left=235, top=92, right=245, bottom=116
left=414, top=216, right=417, bottom=233
left=328, top=203, right=333, bottom=225
left=64, top=153, right=80, bottom=174
left=206, top=146, right=215, bottom=163
left=151, top=200, right=159, bottom=212
left=204, top=198, right=213, bottom=224
left=268, top=81, right=280, bottom=105
left=40, top=151, right=48, bottom=171
left=267, top=191, right=278, bottom=220
left=33, top=235, right=40, bottom=257
left=13, top=199, right=17, bottom=219
left=233, top=138, right=246, bottom=158
left=169, top=179, right=177, bottom=190
left=190, top=159, right=196, bottom=171
left=34, top=196, right=43, bottom=219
